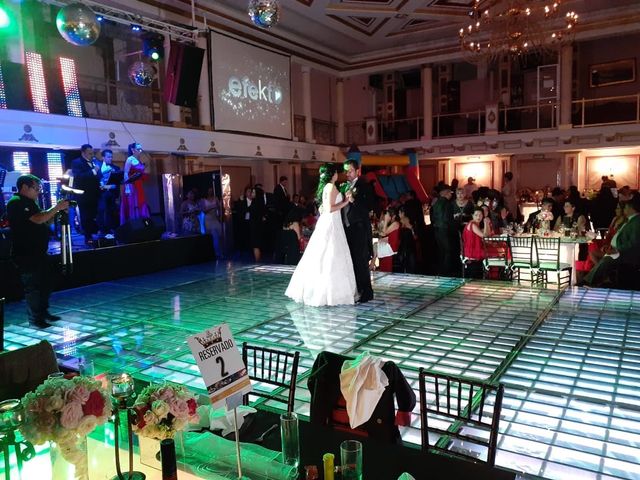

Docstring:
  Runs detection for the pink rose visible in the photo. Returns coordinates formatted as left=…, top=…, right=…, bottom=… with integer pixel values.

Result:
left=70, top=385, right=90, bottom=404
left=157, top=387, right=175, bottom=402
left=168, top=399, right=189, bottom=419
left=60, top=402, right=84, bottom=429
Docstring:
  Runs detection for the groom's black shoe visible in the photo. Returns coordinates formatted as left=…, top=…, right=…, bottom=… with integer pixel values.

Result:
left=357, top=294, right=374, bottom=304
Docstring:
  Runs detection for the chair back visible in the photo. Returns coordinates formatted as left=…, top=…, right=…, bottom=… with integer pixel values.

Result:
left=482, top=237, right=510, bottom=267
left=418, top=368, right=504, bottom=466
left=534, top=236, right=561, bottom=270
left=242, top=342, right=300, bottom=413
left=508, top=236, right=535, bottom=267
left=0, top=340, right=59, bottom=401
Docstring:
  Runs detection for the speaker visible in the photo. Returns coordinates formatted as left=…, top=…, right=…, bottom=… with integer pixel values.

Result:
left=369, top=74, right=383, bottom=90
left=164, top=41, right=204, bottom=108
left=2, top=62, right=31, bottom=111
left=115, top=216, right=164, bottom=244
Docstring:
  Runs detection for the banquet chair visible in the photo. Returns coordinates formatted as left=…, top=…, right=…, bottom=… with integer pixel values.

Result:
left=534, top=237, right=572, bottom=290
left=0, top=340, right=59, bottom=401
left=508, top=236, right=537, bottom=284
left=482, top=237, right=511, bottom=280
left=241, top=342, right=300, bottom=413
left=418, top=368, right=504, bottom=467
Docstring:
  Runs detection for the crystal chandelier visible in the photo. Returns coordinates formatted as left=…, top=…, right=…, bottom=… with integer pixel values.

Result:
left=459, top=0, right=578, bottom=60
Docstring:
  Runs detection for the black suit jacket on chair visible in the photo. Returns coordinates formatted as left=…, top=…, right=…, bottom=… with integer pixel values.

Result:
left=308, top=351, right=416, bottom=444
left=343, top=177, right=374, bottom=227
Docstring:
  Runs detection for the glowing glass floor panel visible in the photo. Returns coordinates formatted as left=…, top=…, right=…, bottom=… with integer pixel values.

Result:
left=5, top=263, right=639, bottom=479
left=497, top=287, right=640, bottom=479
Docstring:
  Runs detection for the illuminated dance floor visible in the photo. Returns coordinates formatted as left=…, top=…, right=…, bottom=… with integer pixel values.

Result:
left=4, top=263, right=640, bottom=479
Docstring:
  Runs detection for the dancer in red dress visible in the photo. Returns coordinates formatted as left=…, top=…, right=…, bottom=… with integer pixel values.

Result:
left=120, top=142, right=150, bottom=223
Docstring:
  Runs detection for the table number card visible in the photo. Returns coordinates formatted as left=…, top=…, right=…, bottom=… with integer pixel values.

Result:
left=187, top=324, right=252, bottom=409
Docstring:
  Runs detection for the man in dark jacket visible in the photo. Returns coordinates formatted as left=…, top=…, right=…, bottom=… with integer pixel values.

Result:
left=71, top=144, right=100, bottom=244
left=342, top=160, right=375, bottom=303
left=431, top=185, right=457, bottom=276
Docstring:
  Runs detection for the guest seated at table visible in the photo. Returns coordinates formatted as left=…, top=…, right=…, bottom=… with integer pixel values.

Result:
left=462, top=208, right=492, bottom=278
left=492, top=205, right=514, bottom=232
left=588, top=202, right=627, bottom=267
left=526, top=197, right=554, bottom=232
left=583, top=193, right=640, bottom=288
left=554, top=199, right=588, bottom=234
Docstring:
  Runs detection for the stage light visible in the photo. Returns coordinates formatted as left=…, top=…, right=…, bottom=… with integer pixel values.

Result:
left=96, top=15, right=103, bottom=22
left=47, top=152, right=64, bottom=206
left=25, top=51, right=50, bottom=114
left=0, top=6, right=10, bottom=29
left=0, top=63, right=7, bottom=109
left=142, top=34, right=164, bottom=61
left=59, top=57, right=83, bottom=117
left=12, top=152, right=30, bottom=174
left=131, top=24, right=141, bottom=32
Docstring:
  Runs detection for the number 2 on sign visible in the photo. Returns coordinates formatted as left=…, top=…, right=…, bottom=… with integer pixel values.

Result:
left=216, top=356, right=229, bottom=377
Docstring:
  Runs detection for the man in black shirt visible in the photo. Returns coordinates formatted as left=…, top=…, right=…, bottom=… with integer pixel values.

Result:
left=7, top=174, right=69, bottom=328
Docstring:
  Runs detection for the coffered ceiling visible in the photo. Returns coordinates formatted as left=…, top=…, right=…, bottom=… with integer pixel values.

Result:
left=133, top=0, right=640, bottom=72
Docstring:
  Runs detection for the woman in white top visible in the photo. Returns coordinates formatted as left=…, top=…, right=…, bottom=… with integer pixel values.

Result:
left=200, top=187, right=223, bottom=257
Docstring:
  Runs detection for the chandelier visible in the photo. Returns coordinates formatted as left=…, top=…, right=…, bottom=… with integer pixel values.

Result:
left=459, top=0, right=578, bottom=60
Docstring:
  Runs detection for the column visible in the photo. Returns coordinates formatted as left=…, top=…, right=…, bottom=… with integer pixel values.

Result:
left=301, top=65, right=314, bottom=143
left=422, top=65, right=433, bottom=141
left=559, top=44, right=573, bottom=129
left=335, top=78, right=345, bottom=145
left=196, top=33, right=211, bottom=129
left=164, top=34, right=181, bottom=124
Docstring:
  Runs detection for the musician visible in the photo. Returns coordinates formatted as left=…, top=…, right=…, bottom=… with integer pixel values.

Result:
left=71, top=144, right=100, bottom=245
left=96, top=149, right=121, bottom=235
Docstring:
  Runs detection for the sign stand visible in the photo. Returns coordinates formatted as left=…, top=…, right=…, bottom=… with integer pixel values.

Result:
left=226, top=391, right=245, bottom=480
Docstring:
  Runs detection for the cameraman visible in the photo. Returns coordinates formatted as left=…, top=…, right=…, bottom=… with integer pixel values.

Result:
left=7, top=174, right=69, bottom=328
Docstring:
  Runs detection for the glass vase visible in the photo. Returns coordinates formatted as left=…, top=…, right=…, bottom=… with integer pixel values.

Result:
left=50, top=436, right=89, bottom=480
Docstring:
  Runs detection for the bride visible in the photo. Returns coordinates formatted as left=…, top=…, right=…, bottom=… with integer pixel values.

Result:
left=285, top=163, right=357, bottom=306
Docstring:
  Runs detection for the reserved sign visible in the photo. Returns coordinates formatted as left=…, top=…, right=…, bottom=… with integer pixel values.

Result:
left=187, top=324, right=252, bottom=409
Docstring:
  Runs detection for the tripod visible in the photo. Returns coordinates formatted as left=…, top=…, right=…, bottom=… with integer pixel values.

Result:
left=59, top=208, right=74, bottom=275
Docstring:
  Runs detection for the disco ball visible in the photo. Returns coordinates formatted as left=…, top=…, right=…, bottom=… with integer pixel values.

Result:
left=56, top=3, right=101, bottom=47
left=247, top=0, right=281, bottom=29
left=128, top=61, right=156, bottom=87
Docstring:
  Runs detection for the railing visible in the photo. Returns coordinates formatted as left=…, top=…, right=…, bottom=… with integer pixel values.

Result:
left=377, top=117, right=424, bottom=143
left=434, top=110, right=484, bottom=138
left=499, top=102, right=558, bottom=133
left=572, top=94, right=640, bottom=127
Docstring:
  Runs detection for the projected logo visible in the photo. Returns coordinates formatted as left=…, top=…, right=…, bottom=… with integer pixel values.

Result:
left=227, top=76, right=283, bottom=105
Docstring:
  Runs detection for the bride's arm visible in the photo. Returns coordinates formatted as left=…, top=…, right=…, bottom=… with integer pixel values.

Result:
left=328, top=185, right=350, bottom=213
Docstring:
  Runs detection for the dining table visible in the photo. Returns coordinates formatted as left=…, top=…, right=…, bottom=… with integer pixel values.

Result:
left=238, top=408, right=517, bottom=480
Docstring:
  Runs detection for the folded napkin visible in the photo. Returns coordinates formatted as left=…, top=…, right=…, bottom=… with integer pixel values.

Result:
left=181, top=431, right=297, bottom=480
left=192, top=404, right=256, bottom=436
left=340, top=351, right=389, bottom=429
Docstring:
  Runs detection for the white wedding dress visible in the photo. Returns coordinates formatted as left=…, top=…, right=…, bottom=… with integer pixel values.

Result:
left=285, top=183, right=357, bottom=307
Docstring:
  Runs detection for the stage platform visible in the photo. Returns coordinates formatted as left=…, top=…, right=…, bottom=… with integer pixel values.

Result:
left=3, top=263, right=640, bottom=480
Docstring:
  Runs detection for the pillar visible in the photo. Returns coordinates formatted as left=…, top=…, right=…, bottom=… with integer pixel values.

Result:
left=559, top=44, right=573, bottom=129
left=301, top=65, right=314, bottom=143
left=422, top=65, right=433, bottom=141
left=336, top=78, right=345, bottom=145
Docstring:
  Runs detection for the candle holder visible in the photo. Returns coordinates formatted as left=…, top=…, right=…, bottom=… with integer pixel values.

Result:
left=0, top=399, right=35, bottom=480
left=108, top=373, right=146, bottom=480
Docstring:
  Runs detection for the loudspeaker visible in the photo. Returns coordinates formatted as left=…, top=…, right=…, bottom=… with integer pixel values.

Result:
left=115, top=216, right=164, bottom=244
left=369, top=74, right=383, bottom=90
left=2, top=62, right=31, bottom=111
left=164, top=41, right=204, bottom=108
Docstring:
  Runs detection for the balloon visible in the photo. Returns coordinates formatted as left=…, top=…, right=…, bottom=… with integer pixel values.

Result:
left=128, top=61, right=156, bottom=87
left=56, top=3, right=101, bottom=47
left=247, top=0, right=281, bottom=29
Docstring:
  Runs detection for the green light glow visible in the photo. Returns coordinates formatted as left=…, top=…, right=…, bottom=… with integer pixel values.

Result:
left=150, top=51, right=160, bottom=61
left=0, top=7, right=10, bottom=29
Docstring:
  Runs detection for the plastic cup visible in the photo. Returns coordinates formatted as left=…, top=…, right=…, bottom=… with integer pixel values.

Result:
left=340, top=440, right=362, bottom=480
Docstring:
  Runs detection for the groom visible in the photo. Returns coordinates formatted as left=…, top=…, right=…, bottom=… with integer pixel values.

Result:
left=342, top=159, right=375, bottom=303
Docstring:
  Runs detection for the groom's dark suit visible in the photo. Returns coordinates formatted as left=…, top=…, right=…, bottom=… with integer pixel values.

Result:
left=342, top=177, right=375, bottom=302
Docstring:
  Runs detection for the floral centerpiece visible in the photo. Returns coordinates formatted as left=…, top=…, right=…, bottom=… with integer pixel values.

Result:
left=536, top=210, right=554, bottom=235
left=20, top=376, right=112, bottom=479
left=132, top=384, right=198, bottom=440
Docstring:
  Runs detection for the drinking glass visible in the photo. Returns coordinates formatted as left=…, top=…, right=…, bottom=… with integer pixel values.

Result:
left=78, top=357, right=95, bottom=377
left=280, top=412, right=300, bottom=468
left=340, top=440, right=363, bottom=480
